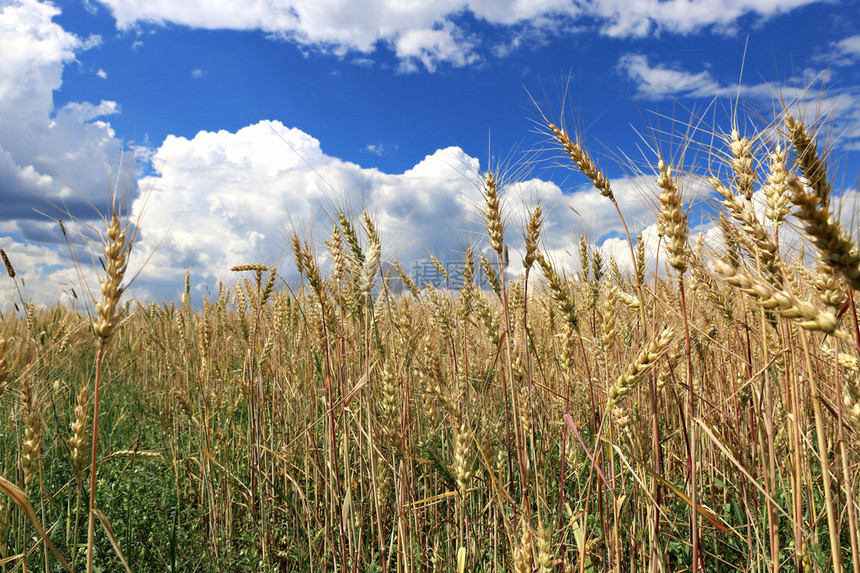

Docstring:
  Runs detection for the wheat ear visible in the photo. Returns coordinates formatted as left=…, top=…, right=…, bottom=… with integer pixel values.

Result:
left=483, top=172, right=504, bottom=255
left=93, top=216, right=129, bottom=343
left=786, top=113, right=831, bottom=205
left=523, top=203, right=542, bottom=273
left=789, top=176, right=860, bottom=292
left=549, top=123, right=614, bottom=201
left=656, top=160, right=688, bottom=274
left=535, top=253, right=578, bottom=331
left=715, top=260, right=845, bottom=337
left=609, top=327, right=674, bottom=405
left=712, top=177, right=782, bottom=281
left=0, top=249, right=14, bottom=278
left=20, top=374, right=42, bottom=490
left=729, top=129, right=756, bottom=201
left=70, top=385, right=89, bottom=484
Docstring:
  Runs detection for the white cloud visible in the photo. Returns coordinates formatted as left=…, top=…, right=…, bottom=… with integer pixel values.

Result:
left=0, top=0, right=78, bottom=111
left=587, top=0, right=819, bottom=38
left=80, top=33, right=102, bottom=50
left=829, top=34, right=860, bottom=66
left=362, top=143, right=390, bottom=156
left=0, top=0, right=129, bottom=220
left=394, top=21, right=480, bottom=72
left=191, top=68, right=206, bottom=79
left=835, top=35, right=860, bottom=58
left=618, top=52, right=846, bottom=103
left=119, top=119, right=660, bottom=302
left=129, top=123, right=479, bottom=296
left=617, top=53, right=860, bottom=150
left=92, top=0, right=822, bottom=70
left=617, top=54, right=729, bottom=99
left=96, top=68, right=107, bottom=79
left=0, top=235, right=95, bottom=307
left=0, top=0, right=135, bottom=305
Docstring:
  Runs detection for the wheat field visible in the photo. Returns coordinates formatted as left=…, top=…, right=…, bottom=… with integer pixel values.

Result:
left=0, top=105, right=858, bottom=572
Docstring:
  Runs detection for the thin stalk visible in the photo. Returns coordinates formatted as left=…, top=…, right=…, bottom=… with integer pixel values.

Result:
left=799, top=331, right=843, bottom=572
left=678, top=278, right=699, bottom=572
left=833, top=341, right=860, bottom=573
left=86, top=344, right=106, bottom=573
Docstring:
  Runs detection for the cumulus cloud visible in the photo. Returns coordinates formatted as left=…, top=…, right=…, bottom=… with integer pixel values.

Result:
left=93, top=0, right=821, bottom=71
left=0, top=0, right=132, bottom=228
left=617, top=52, right=846, bottom=103
left=129, top=122, right=481, bottom=298
left=0, top=0, right=136, bottom=309
left=121, top=119, right=659, bottom=302
left=0, top=236, right=92, bottom=307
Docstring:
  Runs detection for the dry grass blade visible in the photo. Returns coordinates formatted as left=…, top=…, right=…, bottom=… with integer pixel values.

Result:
left=645, top=467, right=731, bottom=535
left=0, top=476, right=71, bottom=572
left=92, top=508, right=132, bottom=573
left=563, top=414, right=610, bottom=490
left=695, top=420, right=792, bottom=521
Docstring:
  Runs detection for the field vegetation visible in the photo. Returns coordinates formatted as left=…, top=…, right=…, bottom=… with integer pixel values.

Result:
left=0, top=101, right=859, bottom=572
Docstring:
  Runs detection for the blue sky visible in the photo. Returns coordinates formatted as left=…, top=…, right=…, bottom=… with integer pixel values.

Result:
left=1, top=0, right=859, bottom=306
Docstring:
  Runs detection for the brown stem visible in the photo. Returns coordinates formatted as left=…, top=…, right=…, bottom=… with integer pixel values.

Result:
left=678, top=278, right=700, bottom=572
left=799, top=331, right=843, bottom=572
left=86, top=344, right=106, bottom=573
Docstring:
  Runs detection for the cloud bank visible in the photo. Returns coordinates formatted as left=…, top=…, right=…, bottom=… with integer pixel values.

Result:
left=0, top=0, right=132, bottom=224
left=0, top=0, right=134, bottom=304
left=128, top=120, right=655, bottom=302
left=94, top=0, right=823, bottom=71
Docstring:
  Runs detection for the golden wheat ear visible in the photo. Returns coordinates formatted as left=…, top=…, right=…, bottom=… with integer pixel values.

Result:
left=548, top=123, right=613, bottom=201
left=656, top=160, right=688, bottom=275
left=20, top=373, right=42, bottom=491
left=483, top=171, right=504, bottom=255
left=788, top=175, right=860, bottom=292
left=93, top=215, right=130, bottom=344
left=715, top=260, right=846, bottom=337
left=70, top=384, right=89, bottom=483
left=522, top=203, right=543, bottom=274
left=609, top=327, right=675, bottom=406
